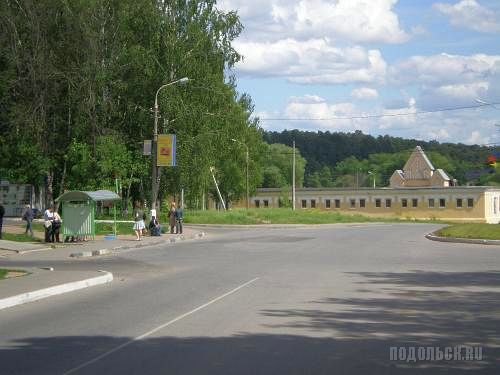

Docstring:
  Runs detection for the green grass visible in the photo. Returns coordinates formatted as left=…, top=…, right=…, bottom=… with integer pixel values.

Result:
left=1, top=232, right=43, bottom=243
left=0, top=268, right=28, bottom=280
left=183, top=208, right=404, bottom=225
left=436, top=223, right=500, bottom=240
left=96, top=222, right=135, bottom=235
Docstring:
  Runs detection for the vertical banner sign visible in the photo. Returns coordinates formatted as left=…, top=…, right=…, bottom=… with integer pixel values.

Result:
left=157, top=134, right=176, bottom=166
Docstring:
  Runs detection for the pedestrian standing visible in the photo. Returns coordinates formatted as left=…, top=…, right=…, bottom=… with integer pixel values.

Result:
left=52, top=211, right=62, bottom=243
left=43, top=205, right=54, bottom=243
left=133, top=201, right=145, bottom=241
left=0, top=202, right=4, bottom=239
left=175, top=205, right=183, bottom=234
left=22, top=204, right=34, bottom=236
left=167, top=202, right=176, bottom=234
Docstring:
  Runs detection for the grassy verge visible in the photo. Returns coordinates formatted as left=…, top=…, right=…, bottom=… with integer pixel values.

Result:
left=436, top=223, right=500, bottom=240
left=182, top=208, right=405, bottom=225
left=0, top=268, right=28, bottom=280
left=1, top=232, right=43, bottom=243
left=96, top=222, right=135, bottom=235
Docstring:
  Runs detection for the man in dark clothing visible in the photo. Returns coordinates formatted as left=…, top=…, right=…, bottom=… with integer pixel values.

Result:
left=22, top=205, right=34, bottom=236
left=0, top=203, right=4, bottom=239
left=175, top=206, right=183, bottom=234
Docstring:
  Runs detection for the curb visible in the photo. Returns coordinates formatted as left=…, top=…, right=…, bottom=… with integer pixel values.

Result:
left=0, top=270, right=113, bottom=311
left=69, top=232, right=206, bottom=258
left=70, top=249, right=112, bottom=258
left=426, top=233, right=500, bottom=246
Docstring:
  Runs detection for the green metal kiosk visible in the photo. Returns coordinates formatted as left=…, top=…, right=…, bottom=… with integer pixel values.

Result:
left=55, top=190, right=121, bottom=239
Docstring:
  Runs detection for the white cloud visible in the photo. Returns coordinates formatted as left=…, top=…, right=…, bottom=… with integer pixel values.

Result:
left=234, top=39, right=387, bottom=84
left=467, top=129, right=494, bottom=145
left=257, top=95, right=497, bottom=145
left=390, top=53, right=500, bottom=86
left=390, top=53, right=500, bottom=110
left=218, top=0, right=409, bottom=44
left=434, top=0, right=500, bottom=33
left=351, top=88, right=379, bottom=100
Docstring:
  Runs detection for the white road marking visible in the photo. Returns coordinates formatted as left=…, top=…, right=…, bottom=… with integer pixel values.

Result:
left=62, top=277, right=260, bottom=374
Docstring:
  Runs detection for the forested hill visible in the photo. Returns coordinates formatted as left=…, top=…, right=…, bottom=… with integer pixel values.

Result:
left=263, top=129, right=492, bottom=185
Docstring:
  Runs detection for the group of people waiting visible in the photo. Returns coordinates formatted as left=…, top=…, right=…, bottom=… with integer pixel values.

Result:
left=42, top=205, right=62, bottom=243
left=132, top=201, right=183, bottom=241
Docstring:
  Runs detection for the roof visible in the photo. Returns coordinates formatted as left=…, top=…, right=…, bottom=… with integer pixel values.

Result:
left=56, top=190, right=121, bottom=202
left=435, top=168, right=451, bottom=181
left=414, top=146, right=435, bottom=170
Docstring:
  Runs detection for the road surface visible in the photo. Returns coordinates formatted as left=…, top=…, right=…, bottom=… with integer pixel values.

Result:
left=1, top=223, right=499, bottom=374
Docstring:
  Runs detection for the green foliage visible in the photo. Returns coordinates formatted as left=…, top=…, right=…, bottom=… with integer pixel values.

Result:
left=264, top=130, right=492, bottom=186
left=0, top=0, right=263, bottom=208
left=260, top=143, right=306, bottom=188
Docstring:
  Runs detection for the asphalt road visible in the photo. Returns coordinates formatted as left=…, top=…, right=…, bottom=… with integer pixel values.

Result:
left=1, top=223, right=499, bottom=374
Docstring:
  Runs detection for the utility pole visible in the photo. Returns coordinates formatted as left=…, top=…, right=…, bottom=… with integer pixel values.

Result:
left=292, top=140, right=296, bottom=210
left=210, top=167, right=226, bottom=210
left=151, top=77, right=189, bottom=211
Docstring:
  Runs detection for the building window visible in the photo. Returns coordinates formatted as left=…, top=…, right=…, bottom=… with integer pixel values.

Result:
left=456, top=198, right=463, bottom=208
left=401, top=198, right=408, bottom=208
left=325, top=199, right=331, bottom=209
left=349, top=199, right=356, bottom=208
left=375, top=199, right=381, bottom=208
left=301, top=200, right=307, bottom=208
left=311, top=199, right=316, bottom=208
left=439, top=198, right=446, bottom=208
left=412, top=198, right=418, bottom=208
left=334, top=199, right=341, bottom=208
left=467, top=198, right=474, bottom=208
left=428, top=198, right=435, bottom=208
left=385, top=199, right=392, bottom=208
left=255, top=200, right=260, bottom=208
left=263, top=200, right=269, bottom=208
left=359, top=199, right=366, bottom=208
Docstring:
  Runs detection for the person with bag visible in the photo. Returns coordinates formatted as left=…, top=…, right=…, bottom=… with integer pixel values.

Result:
left=149, top=216, right=161, bottom=236
left=51, top=211, right=62, bottom=243
left=43, top=205, right=54, bottom=243
left=22, top=204, right=34, bottom=236
left=133, top=201, right=145, bottom=241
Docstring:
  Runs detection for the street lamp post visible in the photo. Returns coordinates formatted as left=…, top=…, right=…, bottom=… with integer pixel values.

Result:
left=231, top=139, right=249, bottom=209
left=151, top=77, right=189, bottom=211
left=368, top=171, right=376, bottom=188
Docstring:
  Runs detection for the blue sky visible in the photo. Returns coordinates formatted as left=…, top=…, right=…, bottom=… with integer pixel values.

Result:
left=218, top=0, right=500, bottom=145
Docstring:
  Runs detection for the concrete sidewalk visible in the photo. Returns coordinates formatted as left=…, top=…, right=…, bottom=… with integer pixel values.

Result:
left=0, top=226, right=207, bottom=310
left=0, top=225, right=206, bottom=259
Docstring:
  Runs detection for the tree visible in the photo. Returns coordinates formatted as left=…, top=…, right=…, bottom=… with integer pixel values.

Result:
left=260, top=143, right=306, bottom=188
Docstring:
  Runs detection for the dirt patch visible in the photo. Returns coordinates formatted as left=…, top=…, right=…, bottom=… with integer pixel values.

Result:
left=5, top=271, right=28, bottom=279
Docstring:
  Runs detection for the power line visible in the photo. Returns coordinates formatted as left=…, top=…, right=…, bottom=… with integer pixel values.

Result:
left=259, top=102, right=500, bottom=121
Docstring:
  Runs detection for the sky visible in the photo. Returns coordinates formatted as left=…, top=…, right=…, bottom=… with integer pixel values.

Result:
left=217, top=0, right=500, bottom=145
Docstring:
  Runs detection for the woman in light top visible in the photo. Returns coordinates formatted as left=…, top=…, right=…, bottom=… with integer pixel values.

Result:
left=133, top=201, right=145, bottom=241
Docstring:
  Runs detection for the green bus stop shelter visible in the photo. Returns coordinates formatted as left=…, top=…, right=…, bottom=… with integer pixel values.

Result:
left=55, top=190, right=121, bottom=239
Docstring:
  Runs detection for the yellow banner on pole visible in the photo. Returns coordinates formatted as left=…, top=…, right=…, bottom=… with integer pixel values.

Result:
left=157, top=134, right=176, bottom=166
